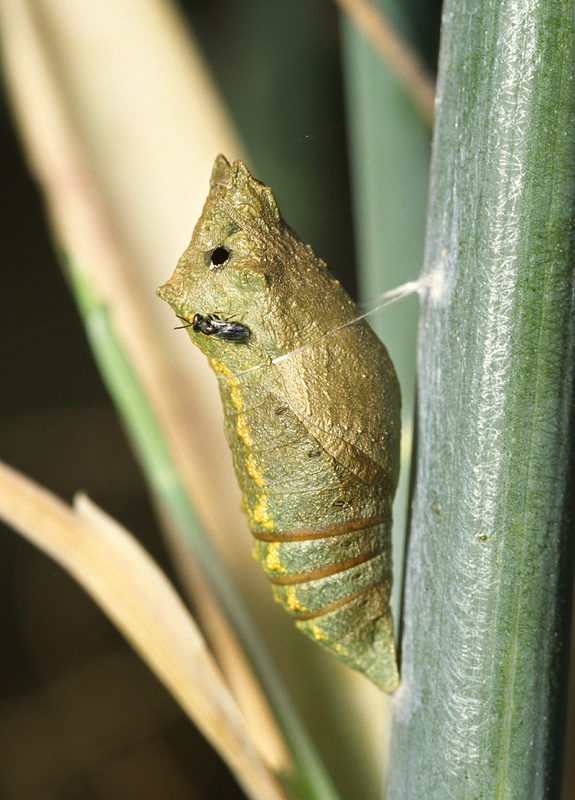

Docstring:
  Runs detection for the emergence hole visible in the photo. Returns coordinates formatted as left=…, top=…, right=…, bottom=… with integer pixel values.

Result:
left=210, top=245, right=230, bottom=266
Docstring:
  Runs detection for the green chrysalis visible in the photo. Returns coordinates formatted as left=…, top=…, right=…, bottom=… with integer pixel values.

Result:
left=158, top=156, right=401, bottom=691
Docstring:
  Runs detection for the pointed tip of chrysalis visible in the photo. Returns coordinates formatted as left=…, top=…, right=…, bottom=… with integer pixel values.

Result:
left=208, top=155, right=282, bottom=226
left=210, top=154, right=232, bottom=188
left=210, top=154, right=263, bottom=193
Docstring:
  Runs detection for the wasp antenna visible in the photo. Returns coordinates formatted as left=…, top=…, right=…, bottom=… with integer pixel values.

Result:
left=174, top=315, right=192, bottom=330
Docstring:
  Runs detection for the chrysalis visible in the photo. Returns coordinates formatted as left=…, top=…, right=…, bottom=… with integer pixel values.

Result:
left=158, top=156, right=401, bottom=691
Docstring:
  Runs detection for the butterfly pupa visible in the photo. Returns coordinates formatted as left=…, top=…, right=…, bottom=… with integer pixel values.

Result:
left=158, top=155, right=401, bottom=691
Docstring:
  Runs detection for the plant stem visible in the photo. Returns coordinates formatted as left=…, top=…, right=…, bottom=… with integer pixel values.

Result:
left=388, top=0, right=575, bottom=797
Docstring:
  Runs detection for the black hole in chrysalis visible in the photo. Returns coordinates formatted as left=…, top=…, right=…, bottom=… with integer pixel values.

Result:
left=210, top=245, right=230, bottom=266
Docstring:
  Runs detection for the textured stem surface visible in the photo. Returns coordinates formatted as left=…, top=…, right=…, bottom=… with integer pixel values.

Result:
left=389, top=0, right=575, bottom=797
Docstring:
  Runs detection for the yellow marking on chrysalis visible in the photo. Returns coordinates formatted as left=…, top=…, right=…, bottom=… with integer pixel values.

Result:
left=308, top=623, right=329, bottom=641
left=284, top=586, right=309, bottom=613
left=236, top=413, right=253, bottom=446
left=246, top=453, right=265, bottom=487
left=252, top=495, right=274, bottom=530
left=263, top=542, right=289, bottom=574
left=229, top=380, right=244, bottom=412
left=210, top=358, right=233, bottom=377
left=210, top=359, right=244, bottom=411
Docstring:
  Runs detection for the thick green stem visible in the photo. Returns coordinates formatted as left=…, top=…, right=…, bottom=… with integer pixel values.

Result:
left=389, top=1, right=575, bottom=798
